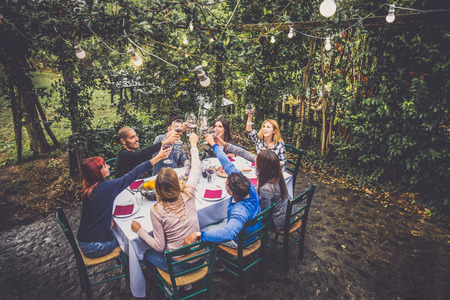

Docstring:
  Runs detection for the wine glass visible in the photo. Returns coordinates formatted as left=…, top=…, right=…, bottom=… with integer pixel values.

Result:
left=245, top=102, right=255, bottom=115
left=173, top=120, right=184, bottom=145
left=185, top=113, right=197, bottom=129
left=198, top=108, right=208, bottom=133
left=163, top=142, right=174, bottom=164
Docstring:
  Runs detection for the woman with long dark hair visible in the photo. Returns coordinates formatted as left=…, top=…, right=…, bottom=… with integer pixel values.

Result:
left=131, top=133, right=204, bottom=273
left=202, top=117, right=237, bottom=159
left=77, top=148, right=171, bottom=258
left=213, top=136, right=289, bottom=230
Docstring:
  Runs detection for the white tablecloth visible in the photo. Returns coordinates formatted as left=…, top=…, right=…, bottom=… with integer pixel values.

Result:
left=112, top=156, right=293, bottom=297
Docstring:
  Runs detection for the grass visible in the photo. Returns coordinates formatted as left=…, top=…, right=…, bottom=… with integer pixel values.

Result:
left=0, top=71, right=154, bottom=165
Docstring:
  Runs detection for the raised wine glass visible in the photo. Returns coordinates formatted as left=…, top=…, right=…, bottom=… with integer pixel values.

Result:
left=163, top=142, right=174, bottom=164
left=173, top=120, right=184, bottom=145
left=198, top=109, right=208, bottom=133
left=185, top=113, right=197, bottom=136
left=245, top=102, right=255, bottom=115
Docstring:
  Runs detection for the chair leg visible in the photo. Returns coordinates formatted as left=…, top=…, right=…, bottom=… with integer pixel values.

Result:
left=299, top=238, right=305, bottom=261
left=119, top=251, right=130, bottom=281
left=283, top=234, right=290, bottom=271
left=237, top=257, right=245, bottom=293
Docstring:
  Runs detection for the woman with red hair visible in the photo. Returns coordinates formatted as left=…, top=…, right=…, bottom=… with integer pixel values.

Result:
left=77, top=147, right=171, bottom=258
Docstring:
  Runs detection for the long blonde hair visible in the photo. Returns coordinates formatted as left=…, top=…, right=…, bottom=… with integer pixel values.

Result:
left=257, top=119, right=283, bottom=143
left=154, top=168, right=194, bottom=214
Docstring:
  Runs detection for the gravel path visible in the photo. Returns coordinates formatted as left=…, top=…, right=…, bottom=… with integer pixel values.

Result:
left=1, top=170, right=449, bottom=299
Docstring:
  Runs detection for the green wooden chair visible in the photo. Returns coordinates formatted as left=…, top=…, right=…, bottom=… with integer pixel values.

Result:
left=105, top=158, right=116, bottom=178
left=217, top=205, right=274, bottom=290
left=268, top=184, right=316, bottom=271
left=154, top=241, right=218, bottom=300
left=56, top=207, right=129, bottom=300
left=285, top=144, right=304, bottom=193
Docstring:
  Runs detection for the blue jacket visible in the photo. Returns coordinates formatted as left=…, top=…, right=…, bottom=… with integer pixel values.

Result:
left=201, top=144, right=261, bottom=244
left=78, top=161, right=152, bottom=242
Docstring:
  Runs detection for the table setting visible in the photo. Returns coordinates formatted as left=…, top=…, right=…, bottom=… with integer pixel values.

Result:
left=111, top=156, right=293, bottom=297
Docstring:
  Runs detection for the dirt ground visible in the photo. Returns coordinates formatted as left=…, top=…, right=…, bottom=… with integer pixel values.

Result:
left=0, top=156, right=449, bottom=299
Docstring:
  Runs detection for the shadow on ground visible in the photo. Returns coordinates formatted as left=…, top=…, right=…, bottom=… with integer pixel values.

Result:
left=0, top=169, right=449, bottom=299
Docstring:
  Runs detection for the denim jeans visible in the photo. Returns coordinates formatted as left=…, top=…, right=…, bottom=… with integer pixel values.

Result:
left=143, top=249, right=205, bottom=273
left=78, top=235, right=119, bottom=258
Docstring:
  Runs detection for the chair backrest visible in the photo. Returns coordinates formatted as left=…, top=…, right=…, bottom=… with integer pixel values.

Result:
left=237, top=205, right=275, bottom=251
left=105, top=158, right=117, bottom=176
left=285, top=144, right=303, bottom=186
left=283, top=185, right=316, bottom=234
left=164, top=241, right=218, bottom=288
left=56, top=207, right=91, bottom=292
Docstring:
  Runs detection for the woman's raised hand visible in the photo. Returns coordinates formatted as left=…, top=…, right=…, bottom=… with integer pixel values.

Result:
left=205, top=133, right=216, bottom=146
left=215, top=135, right=226, bottom=147
left=131, top=220, right=142, bottom=233
left=189, top=132, right=198, bottom=147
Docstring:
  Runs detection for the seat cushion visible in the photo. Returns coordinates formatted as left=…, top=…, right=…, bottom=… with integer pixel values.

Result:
left=218, top=239, right=261, bottom=257
left=157, top=262, right=208, bottom=286
left=271, top=219, right=303, bottom=235
left=80, top=246, right=122, bottom=267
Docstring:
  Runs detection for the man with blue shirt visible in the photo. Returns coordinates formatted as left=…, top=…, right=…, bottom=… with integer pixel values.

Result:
left=152, top=116, right=189, bottom=175
left=183, top=133, right=261, bottom=248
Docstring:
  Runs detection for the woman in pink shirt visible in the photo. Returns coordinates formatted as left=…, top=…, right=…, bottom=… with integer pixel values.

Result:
left=131, top=133, right=203, bottom=273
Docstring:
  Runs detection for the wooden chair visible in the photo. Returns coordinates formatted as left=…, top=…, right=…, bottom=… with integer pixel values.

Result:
left=105, top=158, right=116, bottom=177
left=154, top=241, right=218, bottom=300
left=285, top=144, right=304, bottom=193
left=217, top=205, right=274, bottom=290
left=268, top=184, right=316, bottom=271
left=56, top=207, right=129, bottom=300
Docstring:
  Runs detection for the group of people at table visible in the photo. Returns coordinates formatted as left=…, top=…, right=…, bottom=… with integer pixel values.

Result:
left=77, top=111, right=289, bottom=288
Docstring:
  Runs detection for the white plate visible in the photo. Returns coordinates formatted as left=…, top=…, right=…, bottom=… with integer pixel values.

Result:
left=113, top=203, right=140, bottom=218
left=199, top=185, right=226, bottom=201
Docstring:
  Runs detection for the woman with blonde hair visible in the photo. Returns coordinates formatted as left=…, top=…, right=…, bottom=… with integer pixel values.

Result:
left=77, top=147, right=171, bottom=258
left=131, top=133, right=203, bottom=273
left=246, top=112, right=286, bottom=168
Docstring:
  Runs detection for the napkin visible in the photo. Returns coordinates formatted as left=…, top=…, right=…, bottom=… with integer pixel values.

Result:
left=129, top=180, right=144, bottom=190
left=204, top=189, right=222, bottom=199
left=113, top=204, right=134, bottom=216
left=228, top=157, right=236, bottom=162
left=249, top=178, right=257, bottom=186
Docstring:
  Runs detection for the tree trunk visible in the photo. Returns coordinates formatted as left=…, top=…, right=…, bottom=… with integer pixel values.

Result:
left=20, top=75, right=51, bottom=155
left=35, top=95, right=59, bottom=146
left=297, top=37, right=315, bottom=147
left=320, top=42, right=327, bottom=157
left=10, top=84, right=23, bottom=162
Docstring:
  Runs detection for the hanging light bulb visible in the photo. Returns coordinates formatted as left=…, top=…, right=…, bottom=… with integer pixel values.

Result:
left=270, top=36, right=276, bottom=43
left=189, top=21, right=194, bottom=31
left=288, top=27, right=294, bottom=39
left=191, top=66, right=211, bottom=88
left=324, top=37, right=332, bottom=51
left=386, top=4, right=395, bottom=23
left=183, top=35, right=188, bottom=45
left=128, top=49, right=143, bottom=67
left=319, top=0, right=337, bottom=18
left=74, top=43, right=86, bottom=60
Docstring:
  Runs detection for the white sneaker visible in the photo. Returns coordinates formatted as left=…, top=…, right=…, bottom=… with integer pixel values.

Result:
left=183, top=284, right=193, bottom=291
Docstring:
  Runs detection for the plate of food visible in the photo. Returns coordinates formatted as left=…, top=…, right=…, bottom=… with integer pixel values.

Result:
left=113, top=202, right=140, bottom=218
left=138, top=180, right=157, bottom=201
left=215, top=166, right=228, bottom=178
